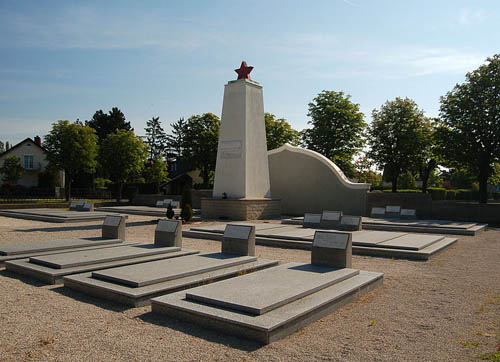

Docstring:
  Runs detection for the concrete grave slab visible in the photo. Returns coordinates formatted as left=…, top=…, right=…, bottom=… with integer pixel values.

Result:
left=376, top=234, right=444, bottom=250
left=0, top=208, right=126, bottom=223
left=151, top=263, right=383, bottom=344
left=186, top=263, right=359, bottom=315
left=63, top=254, right=278, bottom=307
left=5, top=245, right=198, bottom=285
left=92, top=253, right=258, bottom=287
left=0, top=238, right=123, bottom=266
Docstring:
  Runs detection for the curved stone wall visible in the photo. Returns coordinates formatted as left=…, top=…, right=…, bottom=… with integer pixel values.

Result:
left=268, top=144, right=370, bottom=216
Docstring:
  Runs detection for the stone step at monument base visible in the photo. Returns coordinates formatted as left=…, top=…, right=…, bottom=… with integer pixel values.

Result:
left=4, top=245, right=198, bottom=284
left=0, top=209, right=126, bottom=223
left=183, top=227, right=458, bottom=261
left=0, top=238, right=124, bottom=266
left=151, top=263, right=383, bottom=344
left=63, top=253, right=278, bottom=307
left=281, top=216, right=486, bottom=236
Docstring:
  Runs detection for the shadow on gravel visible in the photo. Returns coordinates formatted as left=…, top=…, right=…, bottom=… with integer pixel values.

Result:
left=0, top=269, right=46, bottom=287
left=15, top=220, right=157, bottom=233
left=51, top=285, right=131, bottom=313
left=137, top=311, right=262, bottom=352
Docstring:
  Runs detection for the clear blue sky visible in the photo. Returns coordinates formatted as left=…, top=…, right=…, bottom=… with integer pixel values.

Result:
left=1, top=0, right=499, bottom=145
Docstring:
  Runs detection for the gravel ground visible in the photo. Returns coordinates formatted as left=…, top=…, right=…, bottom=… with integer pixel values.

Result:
left=0, top=214, right=499, bottom=361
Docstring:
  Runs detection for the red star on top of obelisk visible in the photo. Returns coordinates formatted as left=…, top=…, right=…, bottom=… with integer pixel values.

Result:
left=235, top=61, right=254, bottom=80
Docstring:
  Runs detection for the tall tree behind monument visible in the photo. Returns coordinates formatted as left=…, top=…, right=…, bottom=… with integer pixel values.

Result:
left=437, top=54, right=500, bottom=204
left=265, top=113, right=301, bottom=150
left=368, top=97, right=429, bottom=193
left=44, top=120, right=98, bottom=201
left=301, top=90, right=366, bottom=178
left=144, top=116, right=167, bottom=161
left=86, top=107, right=132, bottom=144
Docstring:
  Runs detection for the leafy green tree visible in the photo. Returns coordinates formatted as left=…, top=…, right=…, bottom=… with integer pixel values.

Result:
left=301, top=90, right=366, bottom=177
left=353, top=156, right=382, bottom=185
left=415, top=118, right=439, bottom=193
left=165, top=117, right=186, bottom=162
left=264, top=113, right=301, bottom=150
left=100, top=129, right=148, bottom=201
left=172, top=113, right=219, bottom=188
left=0, top=156, right=24, bottom=184
left=368, top=97, right=429, bottom=192
left=44, top=120, right=98, bottom=200
left=144, top=158, right=169, bottom=193
left=145, top=116, right=167, bottom=161
left=397, top=171, right=417, bottom=189
left=437, top=54, right=500, bottom=203
left=488, top=163, right=500, bottom=186
left=86, top=107, right=132, bottom=144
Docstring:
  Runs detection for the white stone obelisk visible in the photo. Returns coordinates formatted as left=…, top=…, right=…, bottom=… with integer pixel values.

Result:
left=213, top=73, right=271, bottom=199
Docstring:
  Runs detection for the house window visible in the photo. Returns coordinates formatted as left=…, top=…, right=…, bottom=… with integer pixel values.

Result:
left=24, top=155, right=34, bottom=169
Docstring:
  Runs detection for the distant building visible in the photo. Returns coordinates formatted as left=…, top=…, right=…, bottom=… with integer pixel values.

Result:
left=0, top=136, right=64, bottom=188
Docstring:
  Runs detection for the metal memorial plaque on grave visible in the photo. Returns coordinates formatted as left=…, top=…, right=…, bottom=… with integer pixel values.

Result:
left=156, top=200, right=164, bottom=207
left=104, top=216, right=122, bottom=227
left=221, top=140, right=242, bottom=159
left=371, top=207, right=386, bottom=217
left=322, top=211, right=341, bottom=221
left=224, top=224, right=252, bottom=240
left=312, top=231, right=352, bottom=268
left=386, top=205, right=401, bottom=213
left=222, top=224, right=255, bottom=256
left=313, top=231, right=349, bottom=250
left=155, top=220, right=182, bottom=247
left=339, top=215, right=362, bottom=231
left=157, top=220, right=179, bottom=233
left=102, top=216, right=126, bottom=240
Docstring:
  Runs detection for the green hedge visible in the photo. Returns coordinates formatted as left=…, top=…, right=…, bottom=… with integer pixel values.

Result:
left=455, top=189, right=479, bottom=200
left=428, top=187, right=446, bottom=200
left=445, top=190, right=456, bottom=200
left=493, top=192, right=500, bottom=200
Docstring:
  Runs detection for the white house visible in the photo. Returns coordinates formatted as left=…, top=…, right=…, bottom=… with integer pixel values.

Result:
left=0, top=136, right=64, bottom=188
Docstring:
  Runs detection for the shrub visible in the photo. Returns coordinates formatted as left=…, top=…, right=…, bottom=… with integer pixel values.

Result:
left=455, top=189, right=479, bottom=201
left=166, top=204, right=174, bottom=219
left=492, top=192, right=500, bottom=200
left=181, top=185, right=192, bottom=208
left=445, top=190, right=456, bottom=200
left=428, top=187, right=446, bottom=200
left=181, top=204, right=193, bottom=222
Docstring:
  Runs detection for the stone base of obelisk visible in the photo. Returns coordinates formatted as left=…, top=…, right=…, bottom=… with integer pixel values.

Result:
left=201, top=198, right=281, bottom=221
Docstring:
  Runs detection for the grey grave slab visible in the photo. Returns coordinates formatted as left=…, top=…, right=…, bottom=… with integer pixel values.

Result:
left=29, top=245, right=182, bottom=269
left=5, top=246, right=198, bottom=284
left=186, top=263, right=359, bottom=315
left=0, top=237, right=121, bottom=256
left=320, top=211, right=342, bottom=228
left=151, top=268, right=383, bottom=344
left=351, top=231, right=407, bottom=246
left=63, top=257, right=278, bottom=307
left=92, top=253, right=258, bottom=287
left=338, top=215, right=362, bottom=231
left=263, top=227, right=316, bottom=241
left=376, top=234, right=444, bottom=250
